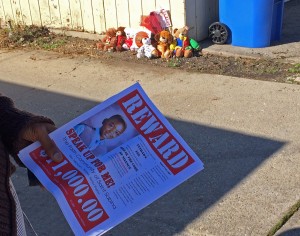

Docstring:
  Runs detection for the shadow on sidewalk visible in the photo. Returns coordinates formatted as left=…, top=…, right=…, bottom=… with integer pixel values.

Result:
left=3, top=81, right=286, bottom=236
left=277, top=228, right=300, bottom=236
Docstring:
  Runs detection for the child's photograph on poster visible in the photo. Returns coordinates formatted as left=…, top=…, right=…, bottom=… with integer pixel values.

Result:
left=73, top=103, right=139, bottom=158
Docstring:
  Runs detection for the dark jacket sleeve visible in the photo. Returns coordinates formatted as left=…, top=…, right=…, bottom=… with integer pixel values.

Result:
left=0, top=93, right=54, bottom=176
left=0, top=139, right=17, bottom=236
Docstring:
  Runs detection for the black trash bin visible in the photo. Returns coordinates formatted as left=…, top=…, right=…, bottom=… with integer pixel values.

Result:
left=271, top=0, right=285, bottom=41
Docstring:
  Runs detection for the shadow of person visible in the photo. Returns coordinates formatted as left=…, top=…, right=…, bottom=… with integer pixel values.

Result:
left=108, top=119, right=286, bottom=236
left=276, top=228, right=300, bottom=236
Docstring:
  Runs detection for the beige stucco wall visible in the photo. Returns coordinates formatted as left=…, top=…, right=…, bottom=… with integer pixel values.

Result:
left=0, top=0, right=218, bottom=41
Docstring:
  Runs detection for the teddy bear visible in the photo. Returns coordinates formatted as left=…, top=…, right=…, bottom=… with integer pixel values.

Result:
left=96, top=28, right=117, bottom=52
left=115, top=26, right=126, bottom=52
left=171, top=26, right=193, bottom=58
left=154, top=30, right=173, bottom=59
left=137, top=37, right=159, bottom=59
left=122, top=27, right=136, bottom=51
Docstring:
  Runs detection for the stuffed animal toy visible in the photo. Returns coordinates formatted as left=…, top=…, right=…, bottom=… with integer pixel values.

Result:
left=171, top=26, right=193, bottom=58
left=96, top=28, right=117, bottom=52
left=154, top=30, right=173, bottom=59
left=190, top=38, right=201, bottom=51
left=115, top=26, right=126, bottom=52
left=122, top=27, right=136, bottom=51
left=130, top=31, right=150, bottom=51
left=137, top=37, right=159, bottom=59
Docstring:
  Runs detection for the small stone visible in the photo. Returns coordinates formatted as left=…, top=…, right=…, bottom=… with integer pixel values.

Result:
left=294, top=77, right=300, bottom=83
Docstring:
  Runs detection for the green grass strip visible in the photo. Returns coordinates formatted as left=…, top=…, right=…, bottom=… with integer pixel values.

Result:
left=267, top=199, right=300, bottom=236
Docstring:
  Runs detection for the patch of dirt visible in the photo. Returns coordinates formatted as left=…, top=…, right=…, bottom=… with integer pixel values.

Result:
left=0, top=25, right=297, bottom=84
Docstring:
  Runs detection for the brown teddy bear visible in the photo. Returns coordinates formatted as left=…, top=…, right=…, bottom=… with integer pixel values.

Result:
left=96, top=28, right=117, bottom=52
left=154, top=30, right=173, bottom=59
left=171, top=26, right=193, bottom=58
left=115, top=26, right=126, bottom=52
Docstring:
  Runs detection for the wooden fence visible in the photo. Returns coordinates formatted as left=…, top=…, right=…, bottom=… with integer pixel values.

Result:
left=0, top=0, right=218, bottom=40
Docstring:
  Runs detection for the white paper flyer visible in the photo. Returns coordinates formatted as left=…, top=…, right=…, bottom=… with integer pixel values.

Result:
left=18, top=83, right=204, bottom=236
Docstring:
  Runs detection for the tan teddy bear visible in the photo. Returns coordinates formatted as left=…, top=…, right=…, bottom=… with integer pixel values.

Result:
left=171, top=26, right=193, bottom=58
left=154, top=30, right=173, bottom=59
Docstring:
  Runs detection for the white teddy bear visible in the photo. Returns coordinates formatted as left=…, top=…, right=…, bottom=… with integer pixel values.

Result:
left=122, top=27, right=136, bottom=51
left=137, top=37, right=158, bottom=59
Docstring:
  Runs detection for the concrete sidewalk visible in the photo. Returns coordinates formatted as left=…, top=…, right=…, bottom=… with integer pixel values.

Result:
left=276, top=209, right=300, bottom=236
left=1, top=48, right=300, bottom=235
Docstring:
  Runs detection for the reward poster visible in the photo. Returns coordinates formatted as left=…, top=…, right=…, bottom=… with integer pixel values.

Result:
left=19, top=83, right=204, bottom=236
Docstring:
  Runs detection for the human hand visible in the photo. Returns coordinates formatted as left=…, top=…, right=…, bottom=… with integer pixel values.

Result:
left=21, top=123, right=63, bottom=162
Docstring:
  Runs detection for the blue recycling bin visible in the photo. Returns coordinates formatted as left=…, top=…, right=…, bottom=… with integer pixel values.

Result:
left=219, top=0, right=284, bottom=48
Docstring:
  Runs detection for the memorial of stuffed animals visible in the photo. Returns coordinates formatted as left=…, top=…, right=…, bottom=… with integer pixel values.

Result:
left=95, top=10, right=202, bottom=59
